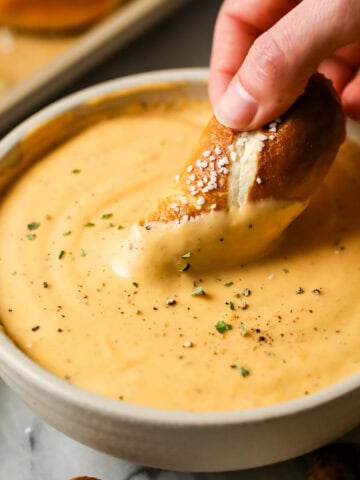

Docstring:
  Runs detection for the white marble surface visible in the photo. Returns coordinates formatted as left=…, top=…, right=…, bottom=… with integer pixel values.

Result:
left=1, top=1, right=359, bottom=478
left=1, top=378, right=360, bottom=480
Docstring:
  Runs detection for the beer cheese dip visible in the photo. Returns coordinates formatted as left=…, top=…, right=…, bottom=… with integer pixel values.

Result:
left=0, top=98, right=359, bottom=412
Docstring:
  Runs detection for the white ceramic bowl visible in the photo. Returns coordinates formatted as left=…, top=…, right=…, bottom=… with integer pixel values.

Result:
left=0, top=69, right=359, bottom=472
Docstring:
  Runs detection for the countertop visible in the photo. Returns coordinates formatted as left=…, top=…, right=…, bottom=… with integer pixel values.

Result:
left=1, top=0, right=359, bottom=478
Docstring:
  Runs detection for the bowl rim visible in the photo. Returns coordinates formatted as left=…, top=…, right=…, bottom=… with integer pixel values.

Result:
left=0, top=67, right=359, bottom=427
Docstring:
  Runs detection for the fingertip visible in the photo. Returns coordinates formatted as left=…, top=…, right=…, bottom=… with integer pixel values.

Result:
left=341, top=74, right=360, bottom=121
left=342, top=98, right=360, bottom=122
left=318, top=58, right=355, bottom=94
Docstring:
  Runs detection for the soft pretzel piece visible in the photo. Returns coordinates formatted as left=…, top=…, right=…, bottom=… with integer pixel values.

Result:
left=0, top=0, right=118, bottom=31
left=307, top=443, right=360, bottom=479
left=115, top=74, right=345, bottom=278
left=144, top=74, right=345, bottom=225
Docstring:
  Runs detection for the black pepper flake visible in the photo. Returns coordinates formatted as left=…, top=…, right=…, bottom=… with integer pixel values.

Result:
left=248, top=224, right=253, bottom=229
left=219, top=237, right=224, bottom=242
left=258, top=336, right=266, bottom=342
left=296, top=287, right=304, bottom=294
left=31, top=326, right=40, bottom=332
left=166, top=298, right=176, bottom=306
left=243, top=288, right=251, bottom=297
left=312, top=288, right=321, bottom=295
left=179, top=263, right=191, bottom=272
left=43, top=281, right=49, bottom=288
left=57, top=328, right=63, bottom=333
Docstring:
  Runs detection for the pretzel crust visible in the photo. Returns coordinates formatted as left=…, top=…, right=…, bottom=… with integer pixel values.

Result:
left=143, top=74, right=345, bottom=225
left=0, top=0, right=118, bottom=31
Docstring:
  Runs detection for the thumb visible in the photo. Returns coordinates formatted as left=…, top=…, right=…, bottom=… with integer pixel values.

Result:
left=215, top=0, right=360, bottom=130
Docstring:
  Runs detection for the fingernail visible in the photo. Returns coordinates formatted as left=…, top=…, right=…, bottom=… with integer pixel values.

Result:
left=215, top=78, right=258, bottom=129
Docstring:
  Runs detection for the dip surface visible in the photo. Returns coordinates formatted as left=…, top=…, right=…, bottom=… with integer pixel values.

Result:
left=0, top=98, right=359, bottom=411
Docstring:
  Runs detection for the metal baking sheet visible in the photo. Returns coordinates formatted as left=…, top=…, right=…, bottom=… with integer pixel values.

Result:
left=0, top=0, right=190, bottom=134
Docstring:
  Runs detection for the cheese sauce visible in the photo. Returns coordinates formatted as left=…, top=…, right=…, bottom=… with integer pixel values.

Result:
left=0, top=99, right=359, bottom=411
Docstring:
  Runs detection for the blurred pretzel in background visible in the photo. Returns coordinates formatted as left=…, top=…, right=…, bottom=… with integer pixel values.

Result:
left=307, top=443, right=360, bottom=480
left=70, top=477, right=101, bottom=480
left=0, top=0, right=119, bottom=32
left=69, top=443, right=360, bottom=480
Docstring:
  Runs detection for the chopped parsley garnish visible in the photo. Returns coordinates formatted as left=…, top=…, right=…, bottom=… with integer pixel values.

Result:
left=101, top=213, right=113, bottom=219
left=80, top=249, right=87, bottom=257
left=109, top=223, right=115, bottom=228
left=72, top=169, right=81, bottom=174
left=237, top=366, right=250, bottom=377
left=84, top=222, right=95, bottom=228
left=117, top=225, right=125, bottom=230
left=63, top=230, right=72, bottom=236
left=215, top=320, right=232, bottom=333
left=132, top=281, right=139, bottom=288
left=179, top=263, right=191, bottom=272
left=239, top=324, right=247, bottom=336
left=181, top=252, right=191, bottom=259
left=229, top=301, right=235, bottom=311
left=192, top=286, right=205, bottom=296
left=224, top=281, right=234, bottom=287
left=282, top=268, right=289, bottom=274
left=27, top=221, right=40, bottom=231
left=59, top=250, right=66, bottom=259
left=26, top=233, right=36, bottom=240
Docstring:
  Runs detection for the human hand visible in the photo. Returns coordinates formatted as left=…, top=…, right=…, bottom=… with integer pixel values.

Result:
left=210, top=0, right=360, bottom=130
